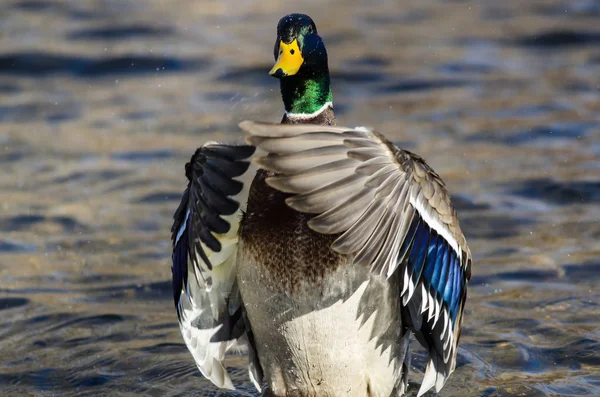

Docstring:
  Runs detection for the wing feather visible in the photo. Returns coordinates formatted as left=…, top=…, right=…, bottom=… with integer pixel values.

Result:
left=308, top=187, right=373, bottom=234
left=283, top=173, right=366, bottom=213
left=267, top=158, right=360, bottom=194
left=171, top=143, right=262, bottom=391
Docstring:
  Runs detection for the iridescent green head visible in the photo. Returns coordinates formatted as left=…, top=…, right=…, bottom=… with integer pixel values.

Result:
left=270, top=14, right=332, bottom=115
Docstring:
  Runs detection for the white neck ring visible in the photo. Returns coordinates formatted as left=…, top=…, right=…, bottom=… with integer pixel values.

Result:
left=285, top=101, right=333, bottom=120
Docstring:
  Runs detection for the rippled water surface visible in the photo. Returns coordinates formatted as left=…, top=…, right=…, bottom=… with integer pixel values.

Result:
left=1, top=0, right=599, bottom=396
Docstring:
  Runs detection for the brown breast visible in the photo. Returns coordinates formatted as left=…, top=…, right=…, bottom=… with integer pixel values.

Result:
left=240, top=106, right=344, bottom=292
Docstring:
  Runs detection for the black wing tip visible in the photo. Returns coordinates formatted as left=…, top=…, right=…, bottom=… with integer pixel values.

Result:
left=185, top=143, right=255, bottom=181
left=178, top=140, right=255, bottom=236
left=202, top=143, right=256, bottom=160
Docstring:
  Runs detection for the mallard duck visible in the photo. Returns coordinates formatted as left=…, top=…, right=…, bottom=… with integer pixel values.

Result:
left=171, top=13, right=471, bottom=397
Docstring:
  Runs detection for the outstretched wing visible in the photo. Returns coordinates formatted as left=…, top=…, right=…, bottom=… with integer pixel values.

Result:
left=171, top=142, right=263, bottom=391
left=241, top=121, right=472, bottom=396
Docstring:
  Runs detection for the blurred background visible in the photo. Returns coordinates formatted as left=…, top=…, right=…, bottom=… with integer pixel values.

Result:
left=1, top=0, right=599, bottom=396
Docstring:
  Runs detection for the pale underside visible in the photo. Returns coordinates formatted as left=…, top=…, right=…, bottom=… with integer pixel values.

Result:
left=237, top=246, right=408, bottom=397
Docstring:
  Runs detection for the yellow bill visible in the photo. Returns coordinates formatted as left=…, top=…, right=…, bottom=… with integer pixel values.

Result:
left=269, top=39, right=304, bottom=77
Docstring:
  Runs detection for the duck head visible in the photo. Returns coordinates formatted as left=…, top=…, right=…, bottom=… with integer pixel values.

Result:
left=270, top=14, right=333, bottom=118
left=269, top=13, right=328, bottom=78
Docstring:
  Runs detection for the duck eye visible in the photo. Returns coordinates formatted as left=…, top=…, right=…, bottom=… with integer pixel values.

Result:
left=307, top=26, right=313, bottom=34
left=290, top=49, right=295, bottom=55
